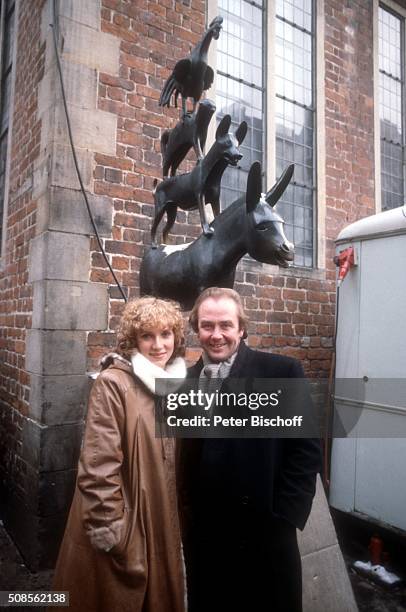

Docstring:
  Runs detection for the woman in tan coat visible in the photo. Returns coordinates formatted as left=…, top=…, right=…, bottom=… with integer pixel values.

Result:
left=52, top=297, right=187, bottom=612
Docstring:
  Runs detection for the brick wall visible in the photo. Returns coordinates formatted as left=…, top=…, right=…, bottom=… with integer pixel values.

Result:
left=324, top=0, right=376, bottom=260
left=0, top=0, right=44, bottom=503
left=87, top=0, right=206, bottom=370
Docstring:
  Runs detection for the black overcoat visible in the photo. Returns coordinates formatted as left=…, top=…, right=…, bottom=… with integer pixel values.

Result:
left=177, top=341, right=322, bottom=612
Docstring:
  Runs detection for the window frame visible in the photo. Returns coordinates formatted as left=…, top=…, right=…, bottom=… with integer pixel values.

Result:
left=207, top=0, right=326, bottom=271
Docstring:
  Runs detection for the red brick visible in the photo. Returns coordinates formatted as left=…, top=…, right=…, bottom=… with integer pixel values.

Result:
left=125, top=173, right=143, bottom=188
left=94, top=181, right=135, bottom=199
left=105, top=168, right=122, bottom=183
left=98, top=98, right=135, bottom=118
left=102, top=20, right=140, bottom=42
left=107, top=86, right=126, bottom=102
left=114, top=212, right=139, bottom=228
left=94, top=153, right=133, bottom=171
left=282, top=288, right=305, bottom=300
left=307, top=290, right=329, bottom=303
left=121, top=53, right=155, bottom=74
left=117, top=130, right=144, bottom=146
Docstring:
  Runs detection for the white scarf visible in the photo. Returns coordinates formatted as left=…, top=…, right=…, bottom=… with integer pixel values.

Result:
left=131, top=351, right=186, bottom=396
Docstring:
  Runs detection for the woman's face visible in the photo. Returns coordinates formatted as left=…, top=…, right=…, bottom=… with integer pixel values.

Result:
left=136, top=325, right=175, bottom=368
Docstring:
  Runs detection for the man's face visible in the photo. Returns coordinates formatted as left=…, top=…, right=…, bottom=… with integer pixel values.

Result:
left=197, top=297, right=244, bottom=363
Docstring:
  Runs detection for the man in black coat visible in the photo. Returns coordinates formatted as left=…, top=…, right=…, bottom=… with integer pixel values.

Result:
left=178, top=287, right=322, bottom=612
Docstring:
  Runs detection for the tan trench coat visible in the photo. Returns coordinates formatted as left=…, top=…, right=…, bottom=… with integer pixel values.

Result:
left=52, top=357, right=185, bottom=612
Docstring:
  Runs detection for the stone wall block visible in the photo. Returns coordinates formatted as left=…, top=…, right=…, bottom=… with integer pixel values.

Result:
left=37, top=469, right=78, bottom=516
left=28, top=231, right=90, bottom=283
left=32, top=154, right=51, bottom=201
left=38, top=60, right=98, bottom=116
left=30, top=374, right=90, bottom=426
left=60, top=17, right=120, bottom=74
left=36, top=186, right=112, bottom=237
left=41, top=0, right=101, bottom=46
left=40, top=0, right=53, bottom=46
left=2, top=496, right=68, bottom=570
left=20, top=419, right=42, bottom=470
left=32, top=280, right=109, bottom=331
left=35, top=109, right=93, bottom=192
left=54, top=187, right=112, bottom=236
left=53, top=103, right=117, bottom=155
left=41, top=423, right=84, bottom=472
left=52, top=141, right=93, bottom=190
left=21, top=418, right=83, bottom=472
left=58, top=0, right=101, bottom=31
left=26, top=330, right=87, bottom=376
left=22, top=463, right=78, bottom=517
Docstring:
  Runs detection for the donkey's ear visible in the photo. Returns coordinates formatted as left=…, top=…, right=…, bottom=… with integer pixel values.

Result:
left=235, top=121, right=248, bottom=145
left=246, top=161, right=262, bottom=213
left=265, top=164, right=294, bottom=208
left=216, top=114, right=231, bottom=139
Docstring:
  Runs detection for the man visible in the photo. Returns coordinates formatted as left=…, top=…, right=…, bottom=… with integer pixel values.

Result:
left=178, top=287, right=322, bottom=612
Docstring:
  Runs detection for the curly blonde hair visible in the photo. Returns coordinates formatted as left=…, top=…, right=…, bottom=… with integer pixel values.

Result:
left=115, top=296, right=184, bottom=361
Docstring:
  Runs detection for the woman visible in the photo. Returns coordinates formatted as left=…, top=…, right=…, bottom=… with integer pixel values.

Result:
left=52, top=297, right=187, bottom=612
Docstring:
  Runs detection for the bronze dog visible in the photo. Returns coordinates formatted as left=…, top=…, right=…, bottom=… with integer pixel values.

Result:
left=151, top=114, right=247, bottom=247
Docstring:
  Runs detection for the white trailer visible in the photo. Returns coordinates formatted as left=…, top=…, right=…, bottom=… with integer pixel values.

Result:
left=329, top=206, right=406, bottom=530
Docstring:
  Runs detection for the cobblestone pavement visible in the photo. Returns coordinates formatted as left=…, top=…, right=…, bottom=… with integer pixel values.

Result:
left=1, top=516, right=406, bottom=611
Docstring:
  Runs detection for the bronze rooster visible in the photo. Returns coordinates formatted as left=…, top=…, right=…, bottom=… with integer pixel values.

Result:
left=159, top=16, right=223, bottom=116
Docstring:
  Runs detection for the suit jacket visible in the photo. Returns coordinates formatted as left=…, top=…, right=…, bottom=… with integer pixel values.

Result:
left=177, top=341, right=322, bottom=537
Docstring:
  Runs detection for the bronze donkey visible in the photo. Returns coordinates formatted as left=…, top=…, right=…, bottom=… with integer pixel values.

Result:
left=141, top=161, right=294, bottom=309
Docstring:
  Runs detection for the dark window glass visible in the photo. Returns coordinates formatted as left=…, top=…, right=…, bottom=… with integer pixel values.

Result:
left=216, top=0, right=265, bottom=209
left=379, top=5, right=405, bottom=210
left=275, top=1, right=315, bottom=268
left=0, top=0, right=15, bottom=252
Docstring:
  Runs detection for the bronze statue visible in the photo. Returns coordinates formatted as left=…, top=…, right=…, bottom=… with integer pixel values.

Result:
left=159, top=16, right=223, bottom=116
left=151, top=114, right=247, bottom=246
left=141, top=162, right=294, bottom=309
left=140, top=16, right=295, bottom=308
left=161, top=99, right=216, bottom=177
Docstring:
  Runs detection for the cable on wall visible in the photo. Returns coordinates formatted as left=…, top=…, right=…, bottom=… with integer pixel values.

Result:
left=50, top=0, right=127, bottom=302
